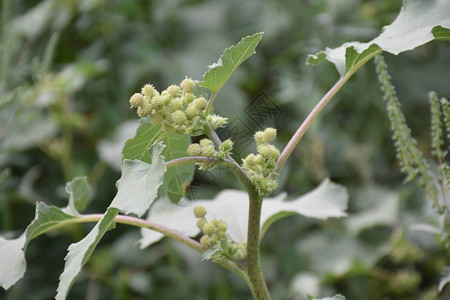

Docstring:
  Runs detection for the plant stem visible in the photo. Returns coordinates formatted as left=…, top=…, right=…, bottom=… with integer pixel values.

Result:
left=205, top=92, right=217, bottom=115
left=275, top=49, right=381, bottom=174
left=165, top=156, right=222, bottom=168
left=246, top=194, right=271, bottom=300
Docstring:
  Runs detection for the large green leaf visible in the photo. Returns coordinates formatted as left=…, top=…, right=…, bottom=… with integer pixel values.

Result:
left=56, top=207, right=118, bottom=300
left=199, top=32, right=263, bottom=94
left=140, top=179, right=348, bottom=248
left=307, top=0, right=450, bottom=75
left=122, top=118, right=194, bottom=203
left=0, top=203, right=78, bottom=290
left=64, top=176, right=90, bottom=215
left=111, top=142, right=166, bottom=217
left=122, top=117, right=162, bottom=163
left=158, top=133, right=194, bottom=203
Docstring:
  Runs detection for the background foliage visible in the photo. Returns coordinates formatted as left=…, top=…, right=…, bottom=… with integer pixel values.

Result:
left=0, top=0, right=448, bottom=299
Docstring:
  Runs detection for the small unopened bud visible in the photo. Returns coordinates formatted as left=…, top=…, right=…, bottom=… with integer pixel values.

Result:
left=243, top=154, right=258, bottom=168
left=193, top=97, right=207, bottom=111
left=166, top=85, right=181, bottom=98
left=203, top=222, right=215, bottom=235
left=207, top=114, right=228, bottom=129
left=185, top=104, right=199, bottom=119
left=197, top=219, right=207, bottom=230
left=200, top=235, right=211, bottom=248
left=150, top=113, right=164, bottom=125
left=180, top=77, right=195, bottom=93
left=171, top=110, right=187, bottom=125
left=129, top=93, right=144, bottom=107
left=170, top=98, right=183, bottom=111
left=257, top=144, right=280, bottom=160
left=262, top=128, right=277, bottom=142
left=217, top=220, right=228, bottom=233
left=193, top=205, right=207, bottom=218
left=219, top=139, right=233, bottom=153
left=202, top=145, right=216, bottom=158
left=152, top=95, right=165, bottom=108
left=188, top=143, right=202, bottom=156
left=141, top=84, right=157, bottom=98
left=199, top=139, right=213, bottom=148
left=183, top=92, right=196, bottom=104
left=254, top=131, right=265, bottom=144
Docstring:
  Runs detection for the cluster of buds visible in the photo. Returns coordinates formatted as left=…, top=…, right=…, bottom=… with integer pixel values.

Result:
left=187, top=138, right=233, bottom=170
left=129, top=78, right=227, bottom=135
left=242, top=128, right=280, bottom=195
left=194, top=205, right=246, bottom=261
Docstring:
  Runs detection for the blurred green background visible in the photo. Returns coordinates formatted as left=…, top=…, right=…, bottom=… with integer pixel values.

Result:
left=0, top=0, right=449, bottom=299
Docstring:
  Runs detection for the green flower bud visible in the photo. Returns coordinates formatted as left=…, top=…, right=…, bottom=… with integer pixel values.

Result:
left=129, top=93, right=144, bottom=107
left=207, top=114, right=228, bottom=129
left=185, top=104, right=200, bottom=119
left=193, top=205, right=207, bottom=218
left=262, top=128, right=277, bottom=142
left=234, top=242, right=247, bottom=260
left=150, top=113, right=164, bottom=125
left=183, top=92, right=196, bottom=104
left=257, top=144, right=280, bottom=160
left=137, top=106, right=145, bottom=118
left=193, top=97, right=207, bottom=111
left=199, top=138, right=213, bottom=148
left=188, top=143, right=202, bottom=156
left=219, top=139, right=233, bottom=153
left=175, top=126, right=186, bottom=135
left=197, top=218, right=207, bottom=230
left=170, top=98, right=184, bottom=111
left=202, top=145, right=216, bottom=158
left=152, top=95, right=165, bottom=108
left=200, top=235, right=211, bottom=248
left=166, top=85, right=181, bottom=98
left=141, top=84, right=157, bottom=98
left=203, top=222, right=215, bottom=235
left=180, top=77, right=195, bottom=93
left=243, top=154, right=258, bottom=168
left=217, top=220, right=228, bottom=233
left=171, top=110, right=187, bottom=125
left=254, top=131, right=265, bottom=144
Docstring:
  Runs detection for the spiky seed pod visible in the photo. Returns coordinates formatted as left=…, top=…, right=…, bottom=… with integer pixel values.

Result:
left=193, top=205, right=207, bottom=218
left=202, top=145, right=216, bottom=158
left=262, top=128, right=277, bottom=142
left=150, top=113, right=164, bottom=125
left=200, top=235, right=211, bottom=248
left=203, top=222, right=215, bottom=235
left=254, top=131, right=265, bottom=144
left=199, top=138, right=213, bottom=148
left=141, top=84, right=157, bottom=98
left=170, top=98, right=184, bottom=111
left=219, top=139, right=233, bottom=153
left=193, top=97, right=207, bottom=111
left=171, top=110, right=187, bottom=125
left=180, top=77, right=195, bottom=93
left=166, top=85, right=181, bottom=98
left=185, top=104, right=199, bottom=119
left=257, top=144, right=280, bottom=160
left=197, top=218, right=207, bottom=231
left=183, top=92, right=196, bottom=104
left=129, top=93, right=144, bottom=107
left=188, top=143, right=202, bottom=156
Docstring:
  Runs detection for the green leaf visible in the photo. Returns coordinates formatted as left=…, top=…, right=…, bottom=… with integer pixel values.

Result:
left=64, top=177, right=90, bottom=215
left=260, top=179, right=348, bottom=238
left=0, top=203, right=78, bottom=290
left=201, top=247, right=222, bottom=261
left=56, top=207, right=118, bottom=300
left=26, top=203, right=78, bottom=243
left=432, top=25, right=450, bottom=41
left=307, top=0, right=450, bottom=75
left=200, top=32, right=263, bottom=94
left=122, top=118, right=194, bottom=204
left=122, top=117, right=162, bottom=163
left=111, top=142, right=166, bottom=217
left=0, top=234, right=26, bottom=290
left=158, top=133, right=194, bottom=203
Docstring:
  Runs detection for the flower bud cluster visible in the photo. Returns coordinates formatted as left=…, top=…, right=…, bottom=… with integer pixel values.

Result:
left=242, top=127, right=280, bottom=195
left=193, top=205, right=247, bottom=261
left=187, top=138, right=233, bottom=170
left=129, top=77, right=227, bottom=135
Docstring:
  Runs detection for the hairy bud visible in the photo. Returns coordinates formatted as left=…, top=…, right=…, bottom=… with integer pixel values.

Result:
left=188, top=143, right=202, bottom=156
left=262, top=128, right=277, bottom=142
left=129, top=93, right=144, bottom=107
left=194, top=205, right=207, bottom=218
left=171, top=110, right=187, bottom=125
left=166, top=85, right=181, bottom=98
left=141, top=84, right=157, bottom=98
left=180, top=77, right=195, bottom=93
left=203, top=222, right=215, bottom=235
